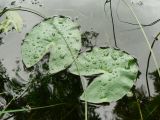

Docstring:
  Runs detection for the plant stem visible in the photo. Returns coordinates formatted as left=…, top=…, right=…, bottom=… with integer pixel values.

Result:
left=145, top=37, right=157, bottom=98
left=0, top=103, right=66, bottom=115
left=104, top=0, right=118, bottom=48
left=0, top=7, right=46, bottom=19
left=0, top=97, right=15, bottom=117
left=135, top=94, right=144, bottom=120
left=109, top=0, right=118, bottom=48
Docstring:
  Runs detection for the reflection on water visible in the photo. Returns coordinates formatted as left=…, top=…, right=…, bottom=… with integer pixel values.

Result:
left=149, top=68, right=160, bottom=94
left=114, top=69, right=160, bottom=120
left=0, top=59, right=102, bottom=120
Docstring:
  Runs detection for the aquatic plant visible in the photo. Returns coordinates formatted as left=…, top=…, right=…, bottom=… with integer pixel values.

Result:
left=0, top=10, right=23, bottom=33
left=20, top=14, right=139, bottom=104
left=0, top=3, right=140, bottom=120
left=0, top=0, right=160, bottom=119
left=21, top=16, right=81, bottom=74
left=70, top=47, right=138, bottom=103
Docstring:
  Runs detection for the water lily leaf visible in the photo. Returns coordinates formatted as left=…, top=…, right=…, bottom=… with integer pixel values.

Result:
left=6, top=11, right=23, bottom=32
left=69, top=47, right=138, bottom=103
left=21, top=16, right=81, bottom=73
left=0, top=11, right=23, bottom=33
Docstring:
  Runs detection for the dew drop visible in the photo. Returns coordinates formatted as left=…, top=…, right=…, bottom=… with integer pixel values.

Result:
left=99, top=65, right=103, bottom=69
left=52, top=58, right=56, bottom=61
left=33, top=54, right=38, bottom=59
left=116, top=62, right=119, bottom=65
left=58, top=21, right=63, bottom=24
left=119, top=52, right=123, bottom=57
left=52, top=33, right=55, bottom=36
left=60, top=54, right=65, bottom=59
left=111, top=55, right=117, bottom=60
left=69, top=33, right=72, bottom=35
left=86, top=65, right=89, bottom=67
left=100, top=92, right=106, bottom=99
left=108, top=69, right=112, bottom=73
left=64, top=64, right=68, bottom=68
left=104, top=52, right=109, bottom=56
left=37, top=37, right=40, bottom=39
left=86, top=69, right=89, bottom=72
left=102, top=83, right=107, bottom=86
left=66, top=36, right=70, bottom=39
left=98, top=81, right=102, bottom=83
left=125, top=65, right=130, bottom=69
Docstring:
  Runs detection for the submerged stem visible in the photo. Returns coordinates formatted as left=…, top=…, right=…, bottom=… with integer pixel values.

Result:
left=0, top=103, right=66, bottom=115
left=135, top=94, right=144, bottom=120
left=0, top=97, right=15, bottom=117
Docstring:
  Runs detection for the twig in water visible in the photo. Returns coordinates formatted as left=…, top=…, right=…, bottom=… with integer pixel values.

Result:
left=104, top=0, right=118, bottom=48
left=116, top=0, right=160, bottom=28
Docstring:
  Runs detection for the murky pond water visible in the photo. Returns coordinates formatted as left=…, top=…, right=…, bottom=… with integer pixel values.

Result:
left=0, top=0, right=160, bottom=120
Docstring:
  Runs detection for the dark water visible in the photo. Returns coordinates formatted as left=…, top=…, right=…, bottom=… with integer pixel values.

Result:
left=0, top=0, right=160, bottom=120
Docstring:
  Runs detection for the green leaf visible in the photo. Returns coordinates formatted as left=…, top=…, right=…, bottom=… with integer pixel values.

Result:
left=69, top=47, right=138, bottom=103
left=0, top=11, right=23, bottom=33
left=21, top=16, right=81, bottom=74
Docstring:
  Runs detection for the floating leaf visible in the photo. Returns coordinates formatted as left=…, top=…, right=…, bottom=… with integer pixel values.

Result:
left=69, top=47, right=138, bottom=103
left=0, top=11, right=23, bottom=33
left=21, top=16, right=81, bottom=73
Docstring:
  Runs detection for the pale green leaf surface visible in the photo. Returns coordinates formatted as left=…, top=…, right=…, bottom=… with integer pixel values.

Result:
left=21, top=16, right=81, bottom=73
left=69, top=48, right=138, bottom=103
left=1, top=11, right=23, bottom=32
left=0, top=19, right=11, bottom=33
left=6, top=11, right=23, bottom=32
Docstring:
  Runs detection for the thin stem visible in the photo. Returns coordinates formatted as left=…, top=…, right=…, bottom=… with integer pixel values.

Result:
left=103, top=0, right=112, bottom=47
left=145, top=38, right=157, bottom=98
left=116, top=1, right=160, bottom=28
left=0, top=103, right=66, bottom=115
left=104, top=0, right=118, bottom=48
left=110, top=0, right=118, bottom=47
left=52, top=23, right=88, bottom=120
left=145, top=105, right=159, bottom=119
left=135, top=94, right=144, bottom=120
left=61, top=105, right=77, bottom=120
left=145, top=32, right=160, bottom=98
left=0, top=97, right=15, bottom=117
left=0, top=7, right=46, bottom=19
left=0, top=91, right=8, bottom=95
